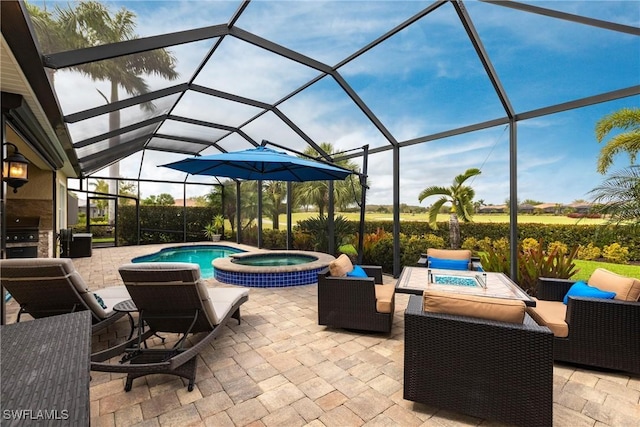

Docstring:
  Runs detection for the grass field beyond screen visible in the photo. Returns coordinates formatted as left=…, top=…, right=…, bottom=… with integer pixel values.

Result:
left=269, top=212, right=607, bottom=227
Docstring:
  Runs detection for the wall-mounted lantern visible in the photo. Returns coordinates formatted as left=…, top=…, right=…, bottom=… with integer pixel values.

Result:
left=2, top=142, right=29, bottom=193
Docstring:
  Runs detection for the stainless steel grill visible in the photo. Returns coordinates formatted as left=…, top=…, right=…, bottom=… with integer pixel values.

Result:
left=6, top=216, right=40, bottom=243
left=6, top=216, right=40, bottom=258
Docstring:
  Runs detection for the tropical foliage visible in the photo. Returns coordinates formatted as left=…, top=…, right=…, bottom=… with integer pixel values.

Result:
left=295, top=143, right=362, bottom=216
left=296, top=215, right=356, bottom=254
left=418, top=168, right=481, bottom=249
left=588, top=165, right=640, bottom=227
left=262, top=181, right=287, bottom=230
left=26, top=0, right=179, bottom=206
left=480, top=239, right=579, bottom=296
left=595, top=107, right=640, bottom=174
left=141, top=193, right=175, bottom=206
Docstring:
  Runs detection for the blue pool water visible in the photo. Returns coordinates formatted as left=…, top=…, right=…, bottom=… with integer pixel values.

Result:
left=232, top=254, right=317, bottom=266
left=132, top=245, right=245, bottom=278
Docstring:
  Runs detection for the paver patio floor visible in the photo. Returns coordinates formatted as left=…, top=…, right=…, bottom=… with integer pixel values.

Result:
left=4, top=243, right=640, bottom=426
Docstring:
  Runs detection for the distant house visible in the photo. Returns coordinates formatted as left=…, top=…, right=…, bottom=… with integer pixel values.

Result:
left=518, top=204, right=535, bottom=214
left=534, top=203, right=565, bottom=214
left=568, top=202, right=593, bottom=214
left=478, top=205, right=507, bottom=213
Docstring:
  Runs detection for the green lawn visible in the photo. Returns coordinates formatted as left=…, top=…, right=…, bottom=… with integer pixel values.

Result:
left=572, top=260, right=640, bottom=282
left=268, top=212, right=606, bottom=227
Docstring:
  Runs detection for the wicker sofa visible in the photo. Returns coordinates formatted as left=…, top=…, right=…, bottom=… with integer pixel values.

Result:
left=404, top=294, right=553, bottom=427
left=527, top=268, right=640, bottom=375
left=317, top=257, right=395, bottom=333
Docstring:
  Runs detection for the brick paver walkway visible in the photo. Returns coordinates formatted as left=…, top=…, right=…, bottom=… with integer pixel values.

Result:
left=5, top=243, right=639, bottom=426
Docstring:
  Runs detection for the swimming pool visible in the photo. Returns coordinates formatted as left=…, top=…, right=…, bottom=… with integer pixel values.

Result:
left=132, top=245, right=245, bottom=278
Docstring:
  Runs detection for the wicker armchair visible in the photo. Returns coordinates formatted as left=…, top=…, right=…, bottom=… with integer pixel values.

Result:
left=404, top=295, right=553, bottom=427
left=317, top=265, right=395, bottom=333
left=528, top=275, right=640, bottom=374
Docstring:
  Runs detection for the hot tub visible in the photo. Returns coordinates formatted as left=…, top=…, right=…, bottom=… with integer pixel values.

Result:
left=213, top=250, right=335, bottom=287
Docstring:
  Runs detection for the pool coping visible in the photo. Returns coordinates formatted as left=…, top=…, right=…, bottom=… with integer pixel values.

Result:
left=213, top=250, right=335, bottom=273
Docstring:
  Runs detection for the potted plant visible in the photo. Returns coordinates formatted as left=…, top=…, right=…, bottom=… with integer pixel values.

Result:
left=203, top=214, right=225, bottom=242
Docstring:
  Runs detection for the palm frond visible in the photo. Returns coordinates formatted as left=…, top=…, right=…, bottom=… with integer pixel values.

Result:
left=589, top=166, right=640, bottom=225
left=428, top=198, right=448, bottom=228
left=418, top=186, right=450, bottom=202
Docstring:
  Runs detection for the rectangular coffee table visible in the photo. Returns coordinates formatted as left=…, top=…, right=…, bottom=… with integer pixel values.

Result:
left=395, top=266, right=535, bottom=306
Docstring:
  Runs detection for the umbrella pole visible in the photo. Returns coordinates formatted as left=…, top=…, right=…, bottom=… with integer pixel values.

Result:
left=235, top=181, right=242, bottom=244
left=287, top=182, right=293, bottom=250
left=357, top=145, right=369, bottom=264
left=328, top=180, right=335, bottom=255
left=257, top=180, right=263, bottom=248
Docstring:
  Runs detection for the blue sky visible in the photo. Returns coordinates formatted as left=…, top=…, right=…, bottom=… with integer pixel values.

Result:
left=37, top=0, right=640, bottom=206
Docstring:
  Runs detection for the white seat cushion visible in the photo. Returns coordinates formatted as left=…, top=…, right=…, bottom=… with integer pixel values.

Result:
left=93, top=286, right=131, bottom=316
left=207, top=287, right=250, bottom=325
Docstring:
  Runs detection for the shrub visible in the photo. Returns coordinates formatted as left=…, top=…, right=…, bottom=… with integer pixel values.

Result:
left=547, top=241, right=568, bottom=255
left=262, top=229, right=287, bottom=249
left=577, top=243, right=601, bottom=260
left=338, top=243, right=358, bottom=263
left=362, top=228, right=391, bottom=264
left=602, top=243, right=630, bottom=264
left=519, top=242, right=579, bottom=295
left=367, top=234, right=394, bottom=272
left=481, top=239, right=579, bottom=296
left=292, top=231, right=314, bottom=251
left=521, top=237, right=540, bottom=252
left=476, top=237, right=494, bottom=253
left=423, top=233, right=445, bottom=250
left=461, top=237, right=479, bottom=252
left=296, top=215, right=355, bottom=255
left=492, top=237, right=509, bottom=252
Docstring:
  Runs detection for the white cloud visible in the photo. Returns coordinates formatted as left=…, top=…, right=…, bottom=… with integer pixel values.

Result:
left=42, top=0, right=638, bottom=208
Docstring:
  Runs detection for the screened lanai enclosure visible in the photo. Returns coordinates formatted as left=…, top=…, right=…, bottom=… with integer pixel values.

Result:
left=3, top=0, right=638, bottom=277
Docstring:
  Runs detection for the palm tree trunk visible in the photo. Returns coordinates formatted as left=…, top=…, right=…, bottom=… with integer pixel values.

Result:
left=449, top=213, right=461, bottom=249
left=107, top=81, right=120, bottom=225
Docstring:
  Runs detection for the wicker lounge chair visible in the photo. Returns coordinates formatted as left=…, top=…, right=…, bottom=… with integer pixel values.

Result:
left=404, top=294, right=553, bottom=427
left=0, top=258, right=130, bottom=334
left=527, top=269, right=640, bottom=374
left=317, top=255, right=395, bottom=333
left=91, top=262, right=249, bottom=391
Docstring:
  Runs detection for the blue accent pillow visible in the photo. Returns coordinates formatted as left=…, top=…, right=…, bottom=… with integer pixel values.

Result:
left=428, top=257, right=469, bottom=271
left=563, top=281, right=616, bottom=305
left=93, top=293, right=107, bottom=309
left=347, top=265, right=368, bottom=278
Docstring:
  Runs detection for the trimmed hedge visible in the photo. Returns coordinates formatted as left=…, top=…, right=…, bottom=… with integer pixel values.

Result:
left=356, top=221, right=639, bottom=261
left=117, top=205, right=217, bottom=245
left=114, top=209, right=639, bottom=264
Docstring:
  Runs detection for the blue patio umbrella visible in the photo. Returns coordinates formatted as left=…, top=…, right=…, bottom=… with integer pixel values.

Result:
left=160, top=146, right=352, bottom=182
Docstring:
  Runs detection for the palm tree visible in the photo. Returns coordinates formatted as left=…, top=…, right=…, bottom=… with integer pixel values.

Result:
left=595, top=107, right=640, bottom=174
left=418, top=168, right=481, bottom=249
left=89, top=179, right=109, bottom=218
left=588, top=166, right=640, bottom=226
left=262, top=181, right=287, bottom=229
left=295, top=143, right=361, bottom=216
left=27, top=1, right=179, bottom=218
